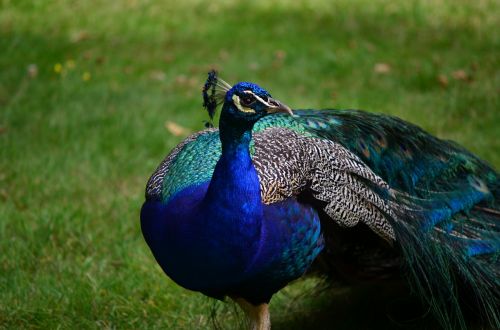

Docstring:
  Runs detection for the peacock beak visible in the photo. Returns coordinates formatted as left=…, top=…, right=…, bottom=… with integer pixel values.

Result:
left=266, top=98, right=293, bottom=116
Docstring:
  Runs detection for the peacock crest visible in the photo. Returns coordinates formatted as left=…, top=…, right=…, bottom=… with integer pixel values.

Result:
left=202, top=70, right=231, bottom=120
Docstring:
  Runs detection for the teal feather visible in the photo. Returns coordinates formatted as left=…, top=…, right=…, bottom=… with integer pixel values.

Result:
left=143, top=78, right=499, bottom=329
left=158, top=110, right=496, bottom=203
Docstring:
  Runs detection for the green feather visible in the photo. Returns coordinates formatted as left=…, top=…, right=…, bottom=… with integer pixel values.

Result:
left=154, top=108, right=499, bottom=329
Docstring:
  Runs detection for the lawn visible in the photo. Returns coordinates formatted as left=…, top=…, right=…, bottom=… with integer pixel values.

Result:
left=0, top=0, right=498, bottom=329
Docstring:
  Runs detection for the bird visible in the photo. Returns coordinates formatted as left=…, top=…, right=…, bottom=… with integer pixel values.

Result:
left=140, top=71, right=499, bottom=330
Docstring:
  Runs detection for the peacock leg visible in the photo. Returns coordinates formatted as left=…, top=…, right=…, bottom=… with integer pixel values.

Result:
left=231, top=297, right=271, bottom=330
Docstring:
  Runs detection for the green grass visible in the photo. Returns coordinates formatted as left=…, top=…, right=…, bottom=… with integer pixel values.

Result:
left=0, top=0, right=498, bottom=328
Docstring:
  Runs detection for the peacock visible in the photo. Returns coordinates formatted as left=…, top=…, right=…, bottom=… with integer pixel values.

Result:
left=140, top=71, right=499, bottom=330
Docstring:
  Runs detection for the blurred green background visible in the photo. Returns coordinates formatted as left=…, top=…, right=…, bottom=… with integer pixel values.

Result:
left=0, top=0, right=498, bottom=329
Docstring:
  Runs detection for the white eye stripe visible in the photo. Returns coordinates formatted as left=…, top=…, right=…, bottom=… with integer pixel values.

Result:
left=243, top=90, right=274, bottom=107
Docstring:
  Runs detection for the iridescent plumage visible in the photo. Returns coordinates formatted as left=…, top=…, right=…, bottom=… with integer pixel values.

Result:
left=141, top=71, right=499, bottom=330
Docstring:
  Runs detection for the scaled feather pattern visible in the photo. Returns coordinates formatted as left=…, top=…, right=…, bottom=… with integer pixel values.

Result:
left=141, top=71, right=499, bottom=329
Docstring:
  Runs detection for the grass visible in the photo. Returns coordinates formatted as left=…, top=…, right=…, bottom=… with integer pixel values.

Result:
left=0, top=0, right=498, bottom=328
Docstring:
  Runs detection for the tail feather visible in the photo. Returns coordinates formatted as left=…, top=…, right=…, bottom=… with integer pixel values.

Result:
left=254, top=109, right=499, bottom=327
left=388, top=184, right=500, bottom=329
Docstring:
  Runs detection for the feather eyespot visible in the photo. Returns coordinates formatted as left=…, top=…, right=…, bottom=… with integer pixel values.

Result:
left=400, top=143, right=412, bottom=157
left=438, top=154, right=448, bottom=162
left=468, top=176, right=490, bottom=194
left=374, top=132, right=387, bottom=148
left=359, top=139, right=370, bottom=158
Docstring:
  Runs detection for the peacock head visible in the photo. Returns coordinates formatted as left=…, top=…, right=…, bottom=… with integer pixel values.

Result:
left=203, top=70, right=292, bottom=125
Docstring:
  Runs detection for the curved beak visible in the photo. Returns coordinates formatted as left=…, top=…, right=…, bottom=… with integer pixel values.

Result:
left=266, top=98, right=293, bottom=116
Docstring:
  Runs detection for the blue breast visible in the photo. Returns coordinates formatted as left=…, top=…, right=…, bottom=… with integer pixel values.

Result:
left=141, top=182, right=324, bottom=303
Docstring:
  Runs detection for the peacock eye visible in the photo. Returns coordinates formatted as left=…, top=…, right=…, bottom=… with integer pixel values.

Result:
left=240, top=94, right=256, bottom=106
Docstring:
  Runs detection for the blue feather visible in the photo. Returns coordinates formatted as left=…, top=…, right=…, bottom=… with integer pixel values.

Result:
left=142, top=73, right=499, bottom=329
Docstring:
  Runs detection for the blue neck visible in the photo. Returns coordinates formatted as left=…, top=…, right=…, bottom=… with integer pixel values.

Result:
left=204, top=105, right=263, bottom=220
